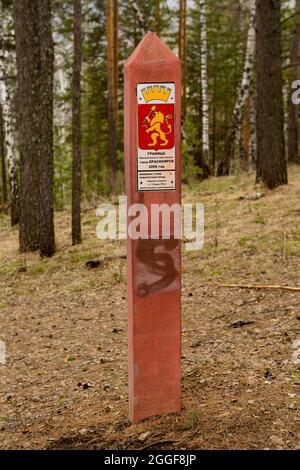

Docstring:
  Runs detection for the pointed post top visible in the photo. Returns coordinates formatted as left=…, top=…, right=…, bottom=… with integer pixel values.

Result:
left=125, top=32, right=180, bottom=69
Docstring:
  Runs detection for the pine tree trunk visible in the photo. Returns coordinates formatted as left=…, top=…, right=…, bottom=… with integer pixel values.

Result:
left=113, top=0, right=118, bottom=120
left=217, top=0, right=256, bottom=176
left=200, top=0, right=210, bottom=165
left=288, top=93, right=299, bottom=164
left=287, top=0, right=300, bottom=164
left=0, top=104, right=7, bottom=205
left=192, top=146, right=212, bottom=179
left=183, top=0, right=187, bottom=120
left=256, top=0, right=288, bottom=188
left=107, top=0, right=118, bottom=191
left=72, top=0, right=82, bottom=245
left=178, top=1, right=183, bottom=61
left=179, top=0, right=187, bottom=119
left=14, top=0, right=40, bottom=247
left=38, top=0, right=55, bottom=256
left=57, top=68, right=68, bottom=209
left=283, top=83, right=289, bottom=157
left=13, top=0, right=55, bottom=254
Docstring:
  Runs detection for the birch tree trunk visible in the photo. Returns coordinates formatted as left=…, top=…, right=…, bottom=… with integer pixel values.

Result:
left=0, top=2, right=19, bottom=224
left=0, top=81, right=19, bottom=224
left=107, top=0, right=118, bottom=191
left=200, top=0, right=210, bottom=165
left=217, top=0, right=256, bottom=176
left=72, top=0, right=82, bottom=245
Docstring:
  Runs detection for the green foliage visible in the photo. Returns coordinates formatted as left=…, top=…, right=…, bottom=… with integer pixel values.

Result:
left=178, top=410, right=199, bottom=431
left=238, top=234, right=256, bottom=246
left=187, top=0, right=248, bottom=172
left=49, top=0, right=296, bottom=203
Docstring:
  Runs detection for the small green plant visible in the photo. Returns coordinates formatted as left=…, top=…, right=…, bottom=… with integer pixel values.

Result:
left=178, top=410, right=199, bottom=431
left=113, top=269, right=124, bottom=284
left=58, top=396, right=69, bottom=405
left=0, top=260, right=23, bottom=277
left=253, top=213, right=266, bottom=225
left=211, top=269, right=221, bottom=277
left=67, top=355, right=76, bottom=362
left=238, top=234, right=255, bottom=246
left=291, top=229, right=300, bottom=242
left=31, top=262, right=48, bottom=276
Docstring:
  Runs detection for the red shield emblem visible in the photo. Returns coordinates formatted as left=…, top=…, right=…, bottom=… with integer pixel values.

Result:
left=138, top=104, right=175, bottom=151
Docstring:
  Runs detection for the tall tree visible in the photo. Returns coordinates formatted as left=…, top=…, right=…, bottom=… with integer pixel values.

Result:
left=218, top=0, right=256, bottom=176
left=287, top=0, right=300, bottom=164
left=106, top=0, right=118, bottom=191
left=113, top=0, right=118, bottom=120
left=179, top=0, right=187, bottom=119
left=0, top=103, right=7, bottom=205
left=0, top=0, right=19, bottom=224
left=256, top=0, right=288, bottom=188
left=14, top=0, right=40, bottom=249
left=80, top=0, right=108, bottom=197
left=52, top=1, right=74, bottom=206
left=72, top=0, right=82, bottom=245
left=0, top=4, right=7, bottom=210
left=200, top=0, right=210, bottom=165
left=13, top=0, right=55, bottom=254
left=38, top=0, right=55, bottom=256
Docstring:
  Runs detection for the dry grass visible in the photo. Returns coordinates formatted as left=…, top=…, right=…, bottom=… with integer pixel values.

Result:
left=0, top=167, right=299, bottom=449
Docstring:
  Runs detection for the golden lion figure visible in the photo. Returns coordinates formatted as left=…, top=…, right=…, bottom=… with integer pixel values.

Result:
left=143, top=106, right=173, bottom=147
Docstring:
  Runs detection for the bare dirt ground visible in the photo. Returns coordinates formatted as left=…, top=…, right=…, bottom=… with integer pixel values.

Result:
left=0, top=168, right=300, bottom=450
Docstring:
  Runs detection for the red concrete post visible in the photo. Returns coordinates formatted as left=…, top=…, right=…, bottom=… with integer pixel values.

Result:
left=124, top=32, right=181, bottom=423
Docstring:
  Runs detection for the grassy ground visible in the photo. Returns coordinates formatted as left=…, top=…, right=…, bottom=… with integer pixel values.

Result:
left=0, top=167, right=299, bottom=450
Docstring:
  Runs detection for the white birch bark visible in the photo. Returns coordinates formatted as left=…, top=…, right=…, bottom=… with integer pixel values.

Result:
left=233, top=0, right=256, bottom=147
left=56, top=66, right=68, bottom=206
left=0, top=4, right=19, bottom=224
left=200, top=0, right=209, bottom=162
left=218, top=0, right=256, bottom=175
